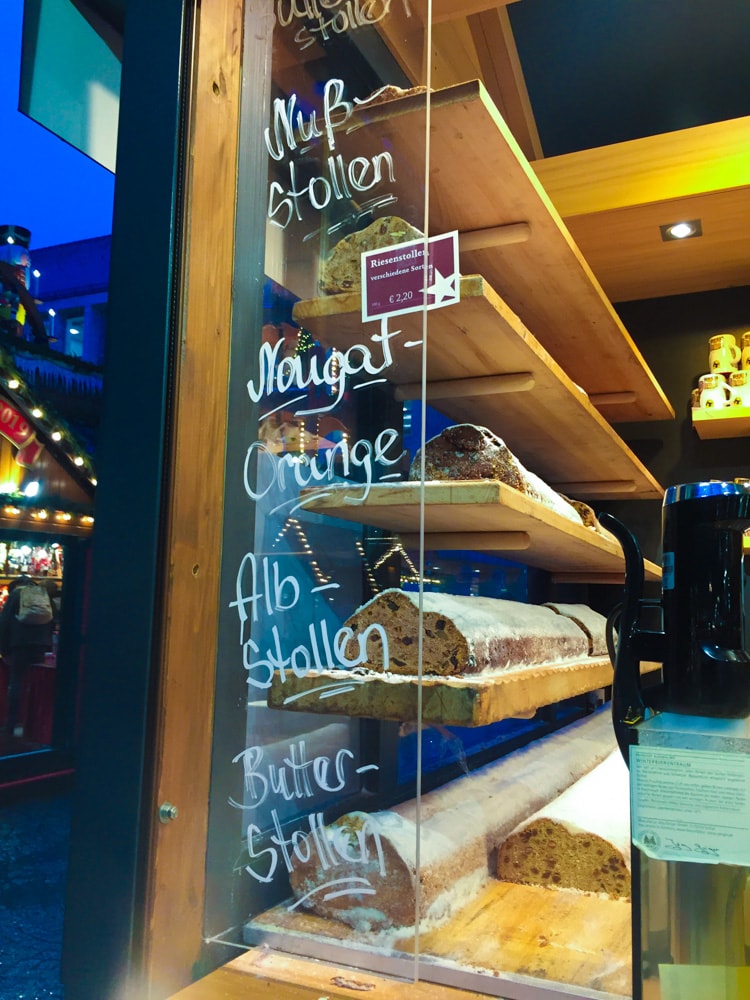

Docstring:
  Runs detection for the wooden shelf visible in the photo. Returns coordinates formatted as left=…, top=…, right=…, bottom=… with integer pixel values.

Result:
left=298, top=481, right=662, bottom=580
left=268, top=657, right=661, bottom=728
left=692, top=405, right=750, bottom=439
left=335, top=80, right=673, bottom=424
left=246, top=884, right=631, bottom=997
left=293, top=275, right=664, bottom=500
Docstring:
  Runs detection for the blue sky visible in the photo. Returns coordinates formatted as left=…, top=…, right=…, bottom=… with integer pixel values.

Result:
left=0, top=0, right=115, bottom=251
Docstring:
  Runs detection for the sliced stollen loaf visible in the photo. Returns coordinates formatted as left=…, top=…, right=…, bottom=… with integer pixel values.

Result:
left=355, top=84, right=429, bottom=108
left=409, top=424, right=582, bottom=526
left=561, top=494, right=597, bottom=528
left=496, top=749, right=631, bottom=898
left=319, top=216, right=423, bottom=294
left=544, top=602, right=609, bottom=656
left=343, top=588, right=590, bottom=676
left=287, top=709, right=617, bottom=931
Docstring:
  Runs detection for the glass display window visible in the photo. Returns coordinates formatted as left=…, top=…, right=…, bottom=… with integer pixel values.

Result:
left=198, top=3, right=671, bottom=998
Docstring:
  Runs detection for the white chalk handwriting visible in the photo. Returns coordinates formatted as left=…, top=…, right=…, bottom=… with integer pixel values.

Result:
left=264, top=78, right=396, bottom=227
left=275, top=0, right=392, bottom=52
left=244, top=429, right=403, bottom=514
left=230, top=555, right=388, bottom=690
left=247, top=317, right=403, bottom=414
left=243, top=807, right=386, bottom=886
left=232, top=739, right=376, bottom=809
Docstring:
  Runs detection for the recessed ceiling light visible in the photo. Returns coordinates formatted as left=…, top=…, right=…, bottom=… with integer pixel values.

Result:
left=660, top=219, right=702, bottom=241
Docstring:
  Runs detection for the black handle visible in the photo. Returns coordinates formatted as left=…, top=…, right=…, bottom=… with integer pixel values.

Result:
left=599, top=512, right=654, bottom=765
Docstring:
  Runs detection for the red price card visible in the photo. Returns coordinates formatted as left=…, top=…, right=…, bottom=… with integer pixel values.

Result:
left=361, top=231, right=459, bottom=322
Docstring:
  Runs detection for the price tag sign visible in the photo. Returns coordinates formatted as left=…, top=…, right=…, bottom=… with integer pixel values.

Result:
left=361, top=231, right=460, bottom=322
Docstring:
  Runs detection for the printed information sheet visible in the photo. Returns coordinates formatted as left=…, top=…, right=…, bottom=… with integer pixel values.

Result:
left=631, top=746, right=750, bottom=865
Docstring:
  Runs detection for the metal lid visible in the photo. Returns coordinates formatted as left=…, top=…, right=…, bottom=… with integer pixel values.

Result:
left=664, top=480, right=750, bottom=506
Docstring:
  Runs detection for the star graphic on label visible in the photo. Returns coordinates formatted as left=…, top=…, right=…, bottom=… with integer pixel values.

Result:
left=425, top=267, right=457, bottom=305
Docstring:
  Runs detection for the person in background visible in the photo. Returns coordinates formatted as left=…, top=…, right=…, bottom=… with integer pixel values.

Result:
left=0, top=575, right=53, bottom=737
left=44, top=578, right=62, bottom=622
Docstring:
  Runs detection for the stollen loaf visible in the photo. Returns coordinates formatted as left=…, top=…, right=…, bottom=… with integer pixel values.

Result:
left=287, top=709, right=617, bottom=931
left=319, top=216, right=423, bottom=294
left=544, top=603, right=609, bottom=657
left=496, top=749, right=631, bottom=898
left=355, top=84, right=428, bottom=108
left=409, top=424, right=582, bottom=526
left=343, top=588, right=590, bottom=676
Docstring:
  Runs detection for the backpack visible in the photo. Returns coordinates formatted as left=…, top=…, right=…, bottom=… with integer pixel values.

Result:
left=16, top=584, right=53, bottom=625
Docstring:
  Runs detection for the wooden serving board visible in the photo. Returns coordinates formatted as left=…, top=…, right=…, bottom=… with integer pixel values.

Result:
left=331, top=80, right=673, bottom=424
left=247, top=881, right=631, bottom=997
left=267, top=659, right=661, bottom=726
left=298, top=480, right=662, bottom=580
left=293, top=276, right=664, bottom=500
left=406, top=882, right=632, bottom=996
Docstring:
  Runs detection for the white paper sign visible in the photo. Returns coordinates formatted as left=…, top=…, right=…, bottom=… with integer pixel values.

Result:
left=659, top=964, right=750, bottom=1000
left=631, top=745, right=750, bottom=865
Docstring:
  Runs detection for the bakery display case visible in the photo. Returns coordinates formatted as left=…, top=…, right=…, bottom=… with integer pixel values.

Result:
left=200, top=5, right=672, bottom=1000
left=51, top=0, right=750, bottom=996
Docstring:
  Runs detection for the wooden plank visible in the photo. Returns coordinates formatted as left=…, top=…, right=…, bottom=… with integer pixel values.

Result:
left=395, top=372, right=536, bottom=401
left=467, top=7, right=543, bottom=161
left=293, top=277, right=664, bottom=498
left=336, top=81, right=673, bottom=422
left=385, top=0, right=520, bottom=26
left=402, top=881, right=631, bottom=996
left=374, top=3, right=537, bottom=165
left=0, top=514, right=91, bottom=537
left=692, top=405, right=750, bottom=440
left=374, top=10, right=425, bottom=86
left=267, top=658, right=661, bottom=727
left=244, top=881, right=631, bottom=997
left=458, top=221, right=531, bottom=250
left=430, top=19, right=483, bottom=90
left=398, top=530, right=531, bottom=549
left=142, top=0, right=242, bottom=993
left=168, top=947, right=493, bottom=1000
left=432, top=0, right=520, bottom=22
left=297, top=481, right=662, bottom=579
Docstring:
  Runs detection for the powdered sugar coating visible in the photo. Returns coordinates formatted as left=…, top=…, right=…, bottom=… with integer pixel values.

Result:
left=344, top=588, right=589, bottom=676
left=288, top=710, right=617, bottom=929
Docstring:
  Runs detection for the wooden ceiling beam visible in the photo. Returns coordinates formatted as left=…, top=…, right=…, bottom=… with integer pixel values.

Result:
left=531, top=117, right=750, bottom=216
left=531, top=118, right=750, bottom=301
